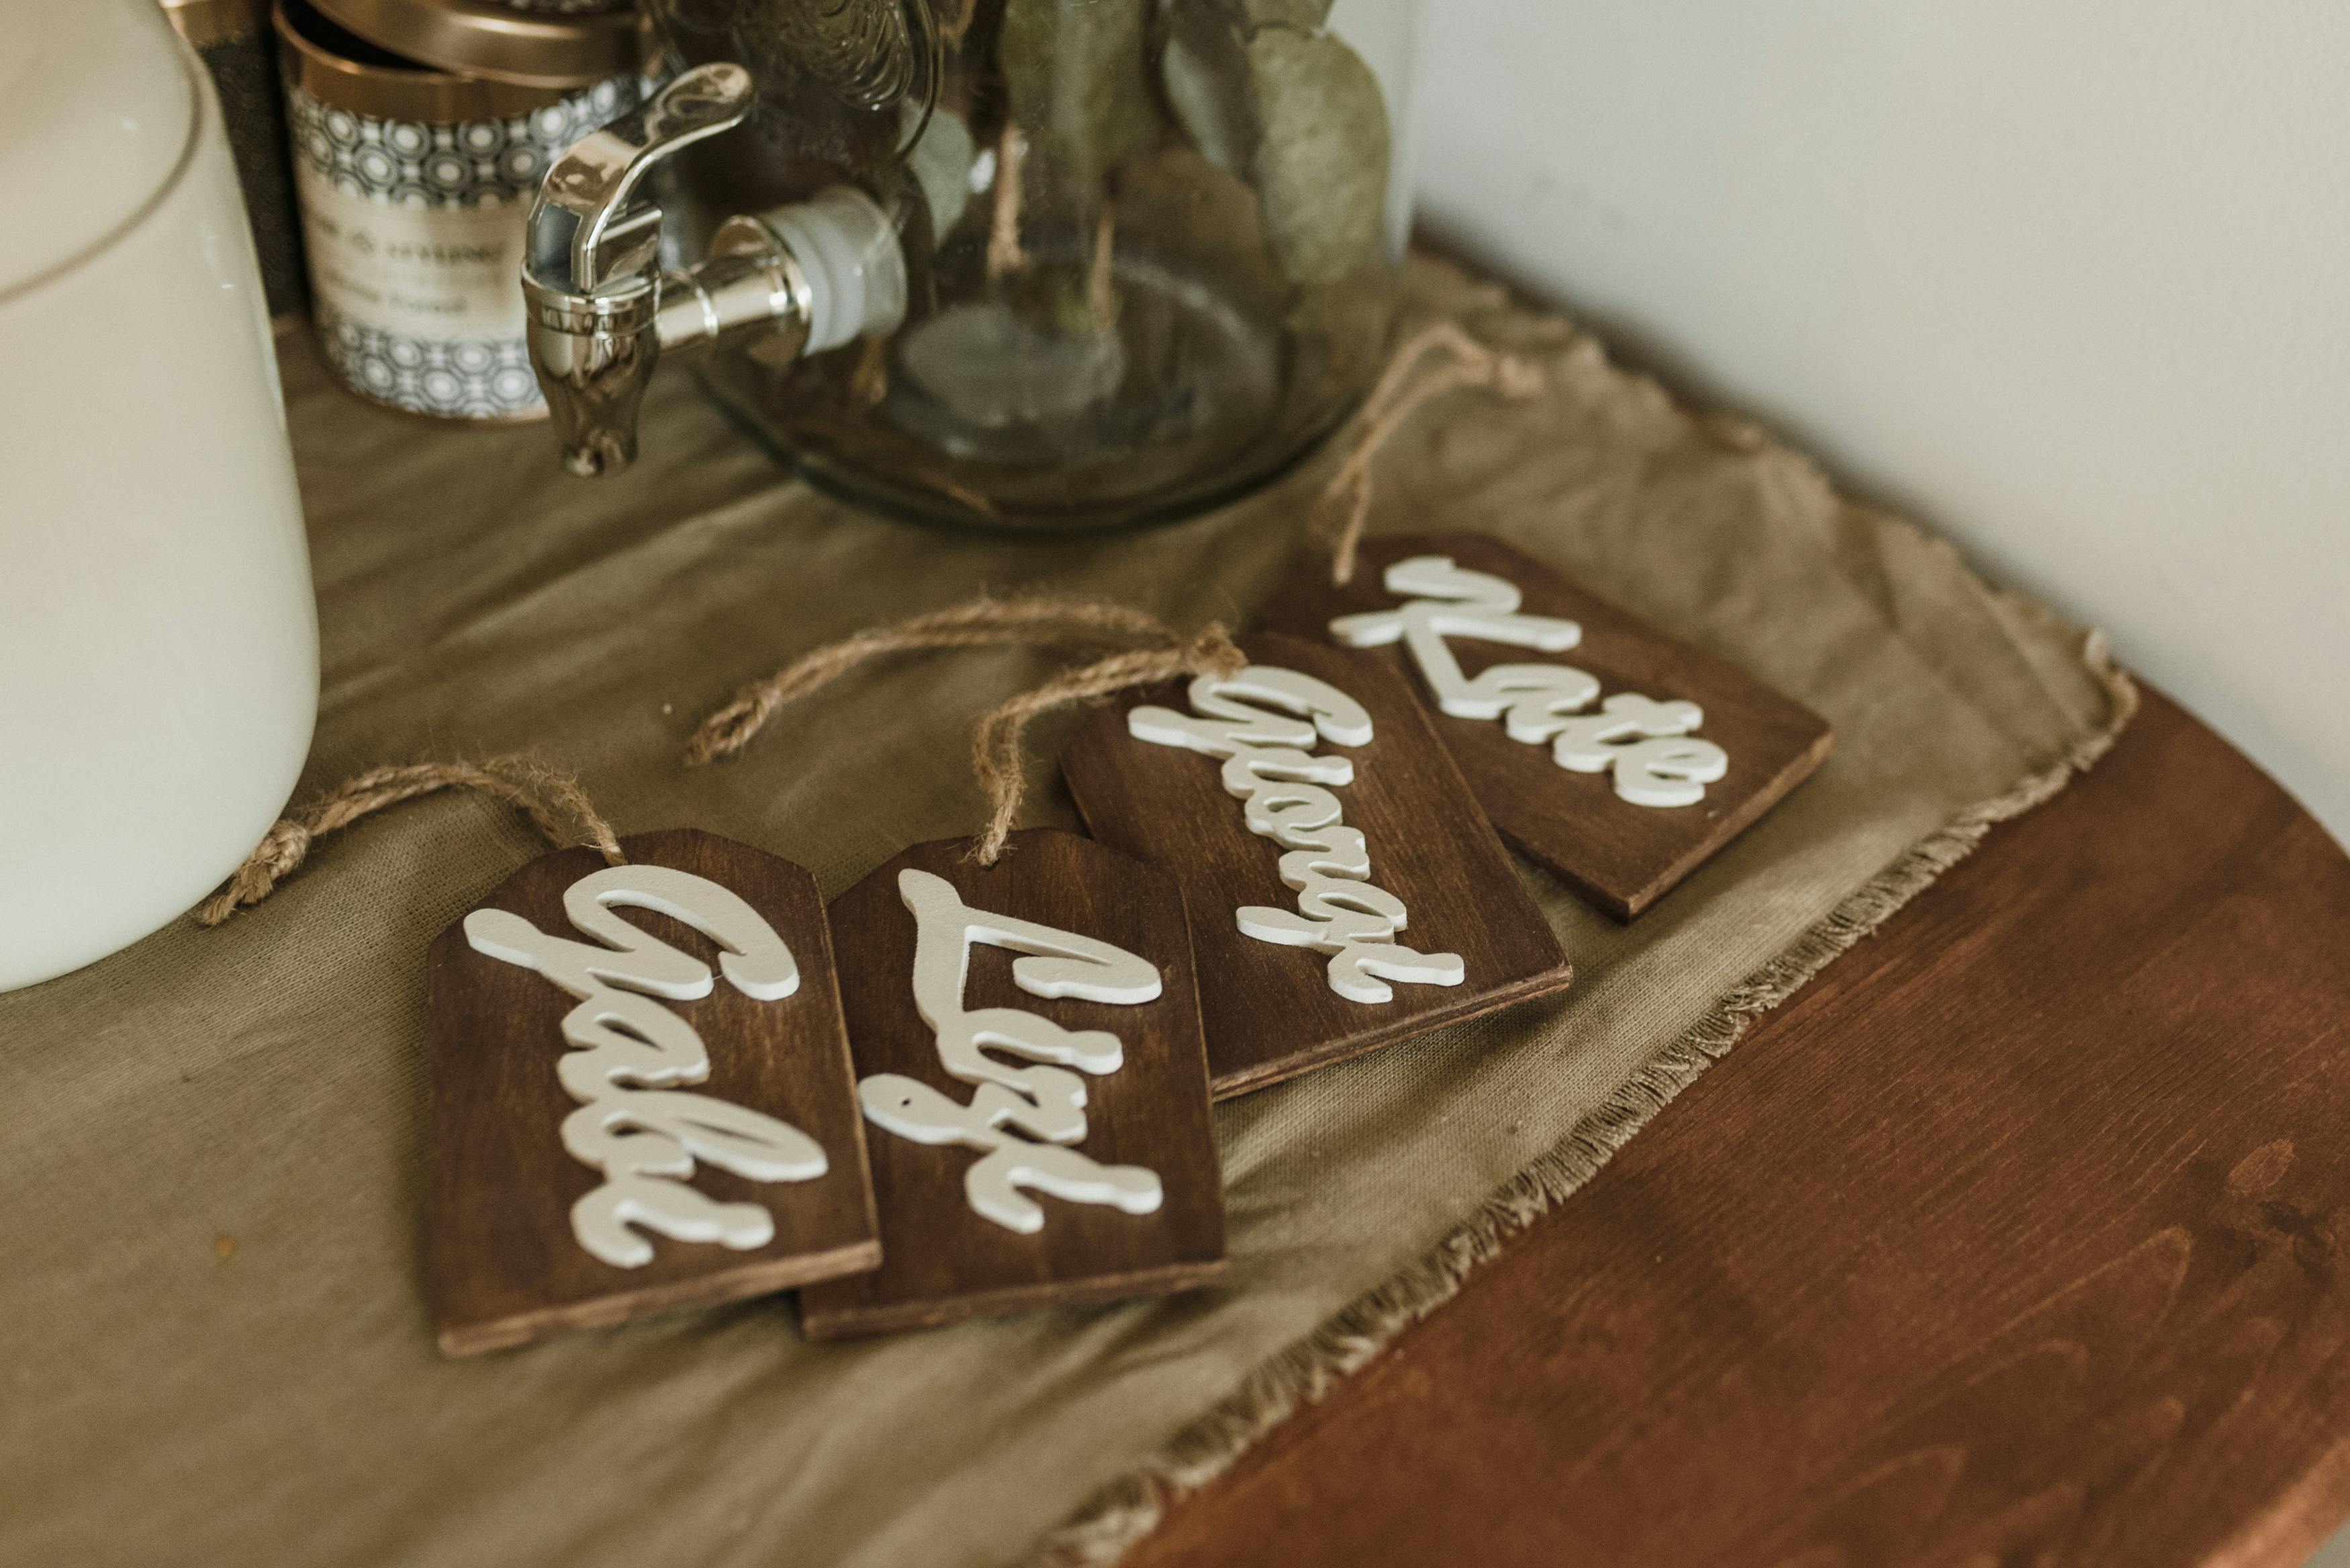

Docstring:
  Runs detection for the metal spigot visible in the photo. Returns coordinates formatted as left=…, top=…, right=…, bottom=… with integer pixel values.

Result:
left=522, top=64, right=907, bottom=477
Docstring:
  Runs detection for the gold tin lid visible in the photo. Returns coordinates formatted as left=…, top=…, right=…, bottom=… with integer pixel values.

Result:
left=306, top=0, right=647, bottom=90
left=161, top=0, right=271, bottom=50
left=276, top=0, right=574, bottom=120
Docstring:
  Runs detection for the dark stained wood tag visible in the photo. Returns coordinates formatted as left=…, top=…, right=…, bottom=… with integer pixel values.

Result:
left=1259, top=534, right=1836, bottom=920
left=1058, top=631, right=1574, bottom=1099
left=426, top=829, right=880, bottom=1357
left=798, top=829, right=1227, bottom=1340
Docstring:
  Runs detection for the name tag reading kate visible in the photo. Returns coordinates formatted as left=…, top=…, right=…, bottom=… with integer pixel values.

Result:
left=427, top=830, right=879, bottom=1357
left=1259, top=534, right=1835, bottom=920
left=1061, top=632, right=1574, bottom=1099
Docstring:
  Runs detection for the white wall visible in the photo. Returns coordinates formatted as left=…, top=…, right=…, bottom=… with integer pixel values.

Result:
left=1413, top=0, right=2350, bottom=846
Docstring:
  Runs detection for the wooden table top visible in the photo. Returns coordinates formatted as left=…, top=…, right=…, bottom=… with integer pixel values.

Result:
left=1124, top=689, right=2350, bottom=1568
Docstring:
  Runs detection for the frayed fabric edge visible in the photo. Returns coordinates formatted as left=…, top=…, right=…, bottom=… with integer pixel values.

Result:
left=1020, top=632, right=2140, bottom=1568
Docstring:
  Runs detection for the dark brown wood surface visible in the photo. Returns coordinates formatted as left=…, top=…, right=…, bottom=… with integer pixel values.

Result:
left=1259, top=534, right=1835, bottom=920
left=1061, top=630, right=1575, bottom=1099
left=427, top=830, right=878, bottom=1357
left=800, top=830, right=1227, bottom=1340
left=1121, top=690, right=2350, bottom=1568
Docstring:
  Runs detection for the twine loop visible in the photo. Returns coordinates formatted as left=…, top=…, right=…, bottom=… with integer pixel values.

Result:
left=1310, top=321, right=1548, bottom=585
left=199, top=757, right=623, bottom=926
left=966, top=621, right=1243, bottom=865
left=686, top=597, right=1174, bottom=769
left=687, top=595, right=1243, bottom=866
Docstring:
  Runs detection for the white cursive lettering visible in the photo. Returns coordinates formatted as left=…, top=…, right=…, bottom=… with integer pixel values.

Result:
left=1129, top=663, right=1466, bottom=1004
left=1331, top=555, right=1728, bottom=807
left=1552, top=693, right=1729, bottom=807
left=464, top=865, right=825, bottom=1269
left=861, top=870, right=1163, bottom=1233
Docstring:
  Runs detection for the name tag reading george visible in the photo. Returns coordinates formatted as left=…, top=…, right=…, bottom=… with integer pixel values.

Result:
left=1126, top=664, right=1466, bottom=1005
left=428, top=830, right=879, bottom=1357
left=800, top=831, right=1227, bottom=1340
left=1062, top=632, right=1573, bottom=1098
left=1260, top=534, right=1836, bottom=920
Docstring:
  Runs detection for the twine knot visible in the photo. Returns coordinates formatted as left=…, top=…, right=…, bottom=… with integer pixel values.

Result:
left=1180, top=622, right=1248, bottom=679
left=688, top=687, right=786, bottom=769
left=198, top=757, right=623, bottom=927
left=199, top=820, right=316, bottom=926
left=1493, top=355, right=1548, bottom=404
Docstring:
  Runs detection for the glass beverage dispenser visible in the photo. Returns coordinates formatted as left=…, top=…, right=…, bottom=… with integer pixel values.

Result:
left=522, top=0, right=1423, bottom=534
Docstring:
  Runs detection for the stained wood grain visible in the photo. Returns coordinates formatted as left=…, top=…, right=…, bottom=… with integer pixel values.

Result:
left=799, top=830, right=1228, bottom=1340
left=427, top=830, right=878, bottom=1357
left=1119, top=690, right=2350, bottom=1568
left=1060, top=631, right=1575, bottom=1099
left=1258, top=534, right=1835, bottom=920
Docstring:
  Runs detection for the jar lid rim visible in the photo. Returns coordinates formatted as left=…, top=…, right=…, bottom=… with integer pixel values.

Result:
left=306, top=0, right=647, bottom=89
left=275, top=0, right=599, bottom=120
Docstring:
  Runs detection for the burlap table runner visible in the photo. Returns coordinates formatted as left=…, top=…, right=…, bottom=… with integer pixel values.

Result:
left=0, top=258, right=2131, bottom=1568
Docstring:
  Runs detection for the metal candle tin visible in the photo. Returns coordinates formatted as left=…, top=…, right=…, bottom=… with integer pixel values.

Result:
left=273, top=0, right=647, bottom=420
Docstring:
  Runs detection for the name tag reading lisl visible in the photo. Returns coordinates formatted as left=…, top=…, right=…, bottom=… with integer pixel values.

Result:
left=799, top=830, right=1227, bottom=1340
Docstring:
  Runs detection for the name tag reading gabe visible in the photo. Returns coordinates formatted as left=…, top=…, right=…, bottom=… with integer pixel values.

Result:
left=427, top=830, right=879, bottom=1357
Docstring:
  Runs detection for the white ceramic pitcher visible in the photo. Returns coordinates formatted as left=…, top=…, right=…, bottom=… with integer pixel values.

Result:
left=0, top=0, right=318, bottom=991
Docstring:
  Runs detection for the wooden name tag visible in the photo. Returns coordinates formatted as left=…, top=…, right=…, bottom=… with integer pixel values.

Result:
left=1060, top=631, right=1574, bottom=1099
left=427, top=829, right=880, bottom=1357
left=1260, top=534, right=1835, bottom=920
left=799, top=830, right=1227, bottom=1340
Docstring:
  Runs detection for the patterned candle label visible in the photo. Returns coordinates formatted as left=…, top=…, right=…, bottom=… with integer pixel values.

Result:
left=285, top=75, right=645, bottom=420
left=294, top=168, right=529, bottom=340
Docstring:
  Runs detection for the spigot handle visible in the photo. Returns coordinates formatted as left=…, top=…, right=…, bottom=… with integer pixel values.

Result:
left=520, top=63, right=908, bottom=480
left=528, top=64, right=756, bottom=293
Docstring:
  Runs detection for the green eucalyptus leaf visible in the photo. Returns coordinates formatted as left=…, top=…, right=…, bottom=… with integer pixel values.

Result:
left=907, top=108, right=976, bottom=238
left=999, top=0, right=1167, bottom=184
left=1247, top=28, right=1392, bottom=288
left=1160, top=5, right=1258, bottom=173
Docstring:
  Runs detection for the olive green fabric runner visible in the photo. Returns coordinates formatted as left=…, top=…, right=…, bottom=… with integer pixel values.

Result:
left=0, top=259, right=2128, bottom=1568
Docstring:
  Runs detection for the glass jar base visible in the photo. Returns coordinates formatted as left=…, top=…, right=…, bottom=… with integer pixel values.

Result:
left=695, top=248, right=1375, bottom=535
